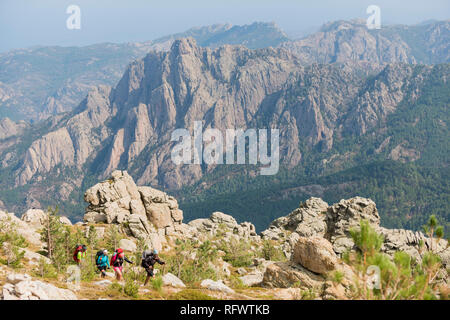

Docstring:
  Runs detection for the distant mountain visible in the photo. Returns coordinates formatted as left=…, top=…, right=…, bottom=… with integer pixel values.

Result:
left=152, top=22, right=289, bottom=50
left=0, top=38, right=448, bottom=232
left=282, top=19, right=450, bottom=65
left=1, top=20, right=448, bottom=122
left=0, top=22, right=289, bottom=122
left=0, top=42, right=155, bottom=121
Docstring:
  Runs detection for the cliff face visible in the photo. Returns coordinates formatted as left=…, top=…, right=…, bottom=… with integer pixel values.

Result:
left=1, top=37, right=448, bottom=218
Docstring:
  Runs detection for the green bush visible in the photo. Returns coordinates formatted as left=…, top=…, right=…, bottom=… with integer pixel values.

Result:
left=165, top=239, right=219, bottom=284
left=150, top=274, right=163, bottom=292
left=34, top=257, right=58, bottom=279
left=260, top=240, right=286, bottom=261
left=106, top=282, right=123, bottom=296
left=346, top=218, right=445, bottom=300
left=124, top=278, right=139, bottom=298
left=0, top=243, right=25, bottom=269
left=220, top=238, right=255, bottom=267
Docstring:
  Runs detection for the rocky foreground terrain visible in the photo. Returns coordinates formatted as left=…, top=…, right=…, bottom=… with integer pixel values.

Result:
left=0, top=171, right=448, bottom=300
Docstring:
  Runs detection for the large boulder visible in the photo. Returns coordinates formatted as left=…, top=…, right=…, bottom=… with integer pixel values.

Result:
left=200, top=279, right=234, bottom=294
left=188, top=212, right=259, bottom=242
left=326, top=197, right=380, bottom=253
left=210, top=212, right=238, bottom=228
left=162, top=273, right=186, bottom=288
left=2, top=273, right=77, bottom=300
left=239, top=270, right=264, bottom=287
left=119, top=238, right=137, bottom=252
left=20, top=209, right=46, bottom=229
left=261, top=197, right=328, bottom=251
left=292, top=237, right=338, bottom=274
left=146, top=203, right=172, bottom=229
left=0, top=210, right=42, bottom=247
left=264, top=197, right=328, bottom=236
left=262, top=262, right=324, bottom=289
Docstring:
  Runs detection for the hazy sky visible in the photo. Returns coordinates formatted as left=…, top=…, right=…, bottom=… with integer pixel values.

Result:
left=0, top=0, right=449, bottom=52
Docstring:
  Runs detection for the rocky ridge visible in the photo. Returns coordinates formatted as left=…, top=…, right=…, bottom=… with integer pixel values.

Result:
left=0, top=171, right=448, bottom=300
left=5, top=38, right=447, bottom=195
left=262, top=197, right=449, bottom=265
left=80, top=172, right=448, bottom=298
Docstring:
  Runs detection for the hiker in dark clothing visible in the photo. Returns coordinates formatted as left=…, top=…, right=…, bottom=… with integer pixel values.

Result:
left=111, top=248, right=133, bottom=281
left=142, top=249, right=165, bottom=286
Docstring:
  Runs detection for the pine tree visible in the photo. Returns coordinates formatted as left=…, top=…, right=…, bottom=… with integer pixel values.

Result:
left=40, top=207, right=63, bottom=261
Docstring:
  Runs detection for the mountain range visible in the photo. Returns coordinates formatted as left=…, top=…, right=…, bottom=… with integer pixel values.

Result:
left=0, top=19, right=448, bottom=233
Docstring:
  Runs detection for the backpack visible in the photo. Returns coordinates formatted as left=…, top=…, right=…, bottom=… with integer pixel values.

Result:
left=142, top=250, right=153, bottom=260
left=95, top=250, right=104, bottom=265
left=110, top=251, right=119, bottom=265
left=110, top=248, right=124, bottom=266
left=141, top=251, right=154, bottom=268
left=73, top=245, right=83, bottom=262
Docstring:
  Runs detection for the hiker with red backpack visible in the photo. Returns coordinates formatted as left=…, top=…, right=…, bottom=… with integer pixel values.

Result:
left=110, top=248, right=133, bottom=281
left=73, top=244, right=87, bottom=265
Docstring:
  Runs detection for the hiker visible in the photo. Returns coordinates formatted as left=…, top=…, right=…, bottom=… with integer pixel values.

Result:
left=96, top=249, right=110, bottom=278
left=110, top=248, right=133, bottom=281
left=142, top=249, right=165, bottom=286
left=73, top=244, right=87, bottom=265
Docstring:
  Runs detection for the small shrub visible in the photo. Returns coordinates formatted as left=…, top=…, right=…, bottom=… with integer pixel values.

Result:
left=260, top=240, right=285, bottom=261
left=35, top=257, right=58, bottom=279
left=124, top=278, right=139, bottom=298
left=220, top=238, right=255, bottom=267
left=106, top=282, right=123, bottom=296
left=150, top=274, right=163, bottom=292
left=0, top=243, right=25, bottom=269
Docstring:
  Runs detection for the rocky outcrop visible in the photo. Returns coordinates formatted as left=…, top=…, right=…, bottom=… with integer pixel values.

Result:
left=2, top=273, right=77, bottom=300
left=0, top=118, right=27, bottom=140
left=292, top=237, right=338, bottom=274
left=84, top=170, right=198, bottom=251
left=84, top=170, right=182, bottom=227
left=325, top=197, right=381, bottom=254
left=20, top=209, right=71, bottom=230
left=83, top=170, right=262, bottom=251
left=0, top=210, right=42, bottom=247
left=262, top=196, right=450, bottom=266
left=189, top=212, right=259, bottom=242
left=262, top=262, right=324, bottom=289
